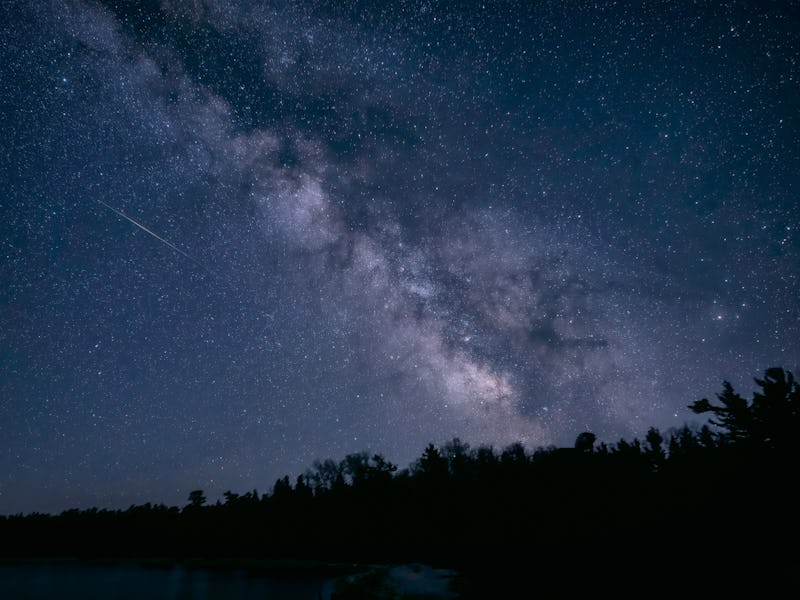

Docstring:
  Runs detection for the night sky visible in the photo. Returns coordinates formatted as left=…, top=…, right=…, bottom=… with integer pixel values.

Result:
left=2, top=0, right=798, bottom=515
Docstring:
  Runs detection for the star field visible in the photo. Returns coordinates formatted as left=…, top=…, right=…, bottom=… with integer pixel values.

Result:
left=1, top=0, right=798, bottom=514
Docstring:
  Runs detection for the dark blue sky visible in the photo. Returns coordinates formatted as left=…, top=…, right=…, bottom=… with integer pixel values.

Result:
left=1, top=0, right=798, bottom=514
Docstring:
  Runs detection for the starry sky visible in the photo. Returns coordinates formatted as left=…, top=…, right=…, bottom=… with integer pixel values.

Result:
left=1, top=0, right=798, bottom=514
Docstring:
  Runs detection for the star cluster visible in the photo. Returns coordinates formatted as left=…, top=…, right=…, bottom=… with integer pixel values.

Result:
left=1, top=0, right=797, bottom=514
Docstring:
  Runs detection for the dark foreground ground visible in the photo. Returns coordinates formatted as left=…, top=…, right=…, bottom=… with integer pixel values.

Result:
left=3, top=542, right=799, bottom=600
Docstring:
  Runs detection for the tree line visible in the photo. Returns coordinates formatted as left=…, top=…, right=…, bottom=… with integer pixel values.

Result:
left=1, top=367, right=799, bottom=596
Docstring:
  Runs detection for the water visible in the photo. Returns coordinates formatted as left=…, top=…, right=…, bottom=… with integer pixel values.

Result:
left=0, top=562, right=336, bottom=600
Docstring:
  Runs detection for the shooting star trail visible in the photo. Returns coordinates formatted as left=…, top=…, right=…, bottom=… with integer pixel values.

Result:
left=94, top=198, right=212, bottom=275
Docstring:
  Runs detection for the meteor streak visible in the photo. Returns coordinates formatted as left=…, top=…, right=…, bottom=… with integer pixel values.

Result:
left=94, top=198, right=209, bottom=273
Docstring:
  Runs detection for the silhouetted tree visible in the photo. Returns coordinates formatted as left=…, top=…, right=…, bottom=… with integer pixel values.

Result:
left=689, top=382, right=752, bottom=444
left=697, top=424, right=717, bottom=449
left=442, top=437, right=471, bottom=477
left=272, top=475, right=293, bottom=500
left=294, top=474, right=314, bottom=502
left=414, top=443, right=448, bottom=479
left=307, top=458, right=346, bottom=494
left=750, top=368, right=800, bottom=450
left=575, top=431, right=597, bottom=453
left=667, top=425, right=701, bottom=459
left=690, top=368, right=799, bottom=450
left=500, top=442, right=528, bottom=465
left=342, top=452, right=372, bottom=486
left=644, top=427, right=665, bottom=469
left=367, top=454, right=397, bottom=483
left=187, top=490, right=206, bottom=508
left=613, top=437, right=642, bottom=457
left=473, top=445, right=498, bottom=469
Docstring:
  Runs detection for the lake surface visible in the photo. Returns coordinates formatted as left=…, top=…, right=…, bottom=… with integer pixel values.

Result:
left=0, top=562, right=336, bottom=600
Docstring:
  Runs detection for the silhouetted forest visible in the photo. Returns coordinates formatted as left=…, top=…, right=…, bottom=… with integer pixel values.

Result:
left=2, top=368, right=799, bottom=596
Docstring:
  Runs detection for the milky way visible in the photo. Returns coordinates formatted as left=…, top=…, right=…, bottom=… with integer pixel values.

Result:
left=1, top=0, right=798, bottom=513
